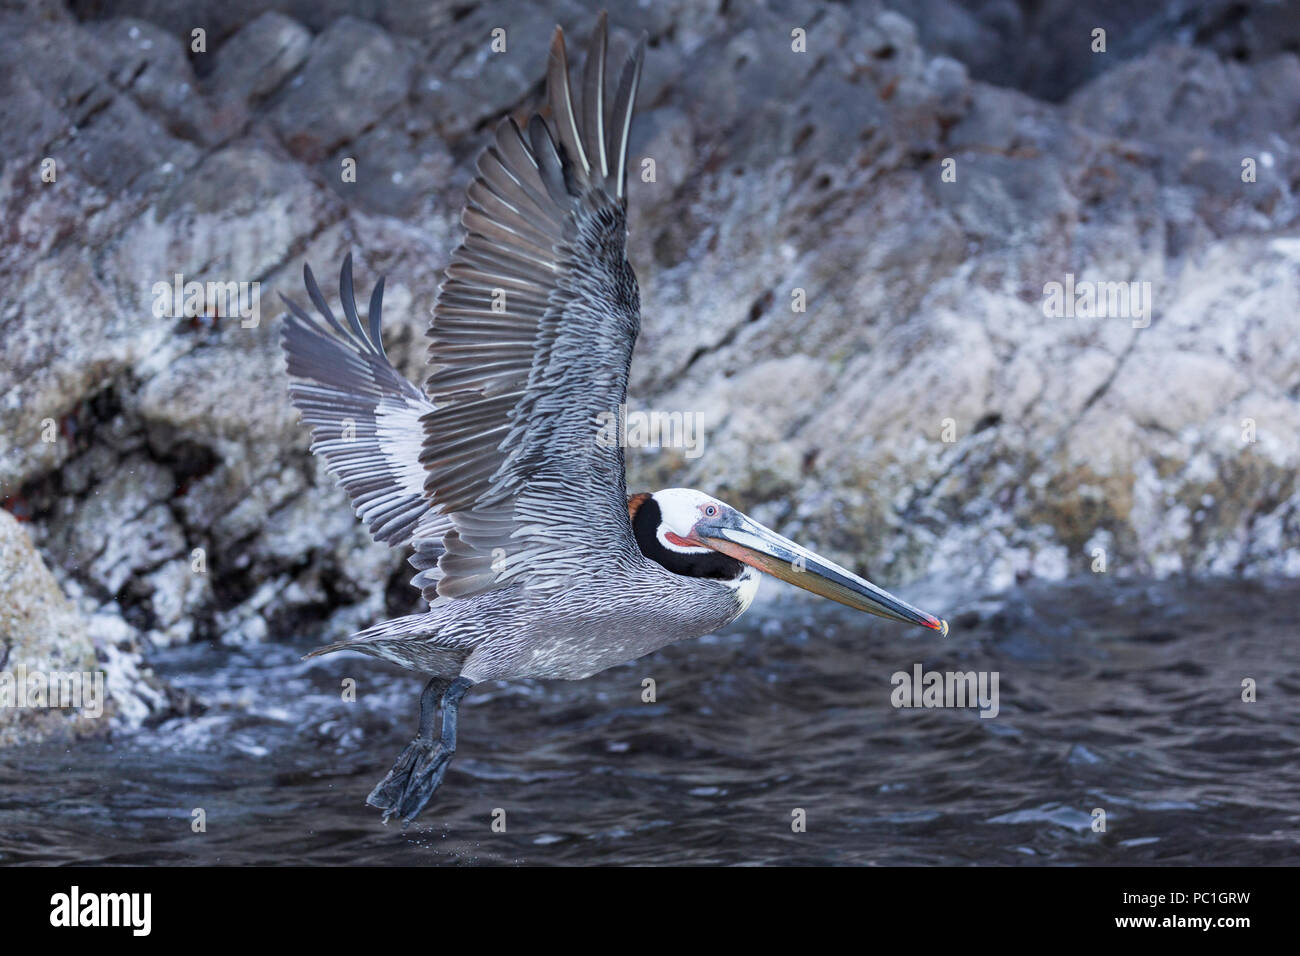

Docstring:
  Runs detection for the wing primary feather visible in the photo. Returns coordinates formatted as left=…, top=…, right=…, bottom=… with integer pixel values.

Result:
left=367, top=276, right=386, bottom=359
left=609, top=32, right=647, bottom=200
left=546, top=27, right=590, bottom=178
left=581, top=11, right=609, bottom=182
left=304, top=263, right=349, bottom=341
left=338, top=253, right=374, bottom=354
left=279, top=291, right=318, bottom=329
left=479, top=145, right=564, bottom=228
left=528, top=114, right=570, bottom=203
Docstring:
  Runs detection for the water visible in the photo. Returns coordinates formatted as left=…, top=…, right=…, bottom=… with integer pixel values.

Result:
left=2, top=577, right=1297, bottom=865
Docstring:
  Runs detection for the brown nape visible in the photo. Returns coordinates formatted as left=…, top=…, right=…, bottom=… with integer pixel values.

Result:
left=627, top=492, right=652, bottom=522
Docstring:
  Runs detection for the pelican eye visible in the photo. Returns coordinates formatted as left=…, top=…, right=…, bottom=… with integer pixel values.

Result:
left=703, top=505, right=718, bottom=517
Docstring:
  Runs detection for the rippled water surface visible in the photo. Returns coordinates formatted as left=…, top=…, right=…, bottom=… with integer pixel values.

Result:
left=2, top=577, right=1297, bottom=865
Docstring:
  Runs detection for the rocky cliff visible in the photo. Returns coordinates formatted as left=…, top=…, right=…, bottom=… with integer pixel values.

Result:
left=1, top=0, right=1297, bottom=736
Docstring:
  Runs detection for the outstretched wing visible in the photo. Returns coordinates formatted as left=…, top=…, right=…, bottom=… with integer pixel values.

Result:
left=413, top=15, right=647, bottom=601
left=281, top=255, right=450, bottom=549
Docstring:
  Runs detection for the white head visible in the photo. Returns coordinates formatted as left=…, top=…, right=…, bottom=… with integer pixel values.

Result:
left=648, top=488, right=729, bottom=555
left=624, top=487, right=949, bottom=635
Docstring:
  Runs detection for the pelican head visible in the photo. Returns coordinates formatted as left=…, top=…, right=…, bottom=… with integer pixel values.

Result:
left=631, top=488, right=948, bottom=635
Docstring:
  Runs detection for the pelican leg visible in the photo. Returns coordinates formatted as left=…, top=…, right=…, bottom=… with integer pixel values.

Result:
left=367, top=676, right=474, bottom=825
left=365, top=677, right=445, bottom=817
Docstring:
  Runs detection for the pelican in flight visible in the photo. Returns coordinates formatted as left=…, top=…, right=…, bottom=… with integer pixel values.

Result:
left=280, top=14, right=948, bottom=824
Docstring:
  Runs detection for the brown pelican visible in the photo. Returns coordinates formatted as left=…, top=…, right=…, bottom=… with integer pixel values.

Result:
left=280, top=14, right=948, bottom=824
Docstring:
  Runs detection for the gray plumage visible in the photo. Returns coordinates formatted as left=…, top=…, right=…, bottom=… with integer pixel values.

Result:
left=281, top=18, right=746, bottom=684
left=280, top=15, right=947, bottom=822
left=280, top=258, right=449, bottom=549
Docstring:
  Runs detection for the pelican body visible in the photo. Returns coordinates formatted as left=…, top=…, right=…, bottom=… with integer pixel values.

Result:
left=280, top=14, right=948, bottom=823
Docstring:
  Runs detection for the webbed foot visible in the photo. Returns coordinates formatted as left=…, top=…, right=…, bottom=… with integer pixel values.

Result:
left=366, top=675, right=473, bottom=825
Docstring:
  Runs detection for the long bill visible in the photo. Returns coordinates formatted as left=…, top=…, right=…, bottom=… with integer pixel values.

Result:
left=699, top=514, right=948, bottom=635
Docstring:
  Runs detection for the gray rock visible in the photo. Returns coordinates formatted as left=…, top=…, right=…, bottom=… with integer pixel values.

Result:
left=412, top=2, right=580, bottom=143
left=269, top=16, right=417, bottom=162
left=208, top=12, right=312, bottom=106
left=88, top=18, right=218, bottom=145
left=0, top=510, right=103, bottom=745
left=322, top=121, right=454, bottom=217
left=0, top=1, right=1298, bottom=756
left=205, top=11, right=313, bottom=137
left=0, top=510, right=172, bottom=743
left=887, top=0, right=1300, bottom=102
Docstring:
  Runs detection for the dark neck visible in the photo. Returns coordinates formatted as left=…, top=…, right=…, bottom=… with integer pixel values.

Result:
left=632, top=497, right=744, bottom=580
